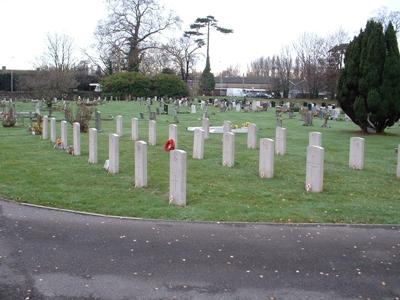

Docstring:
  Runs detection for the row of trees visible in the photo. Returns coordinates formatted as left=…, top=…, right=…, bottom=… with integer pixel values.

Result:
left=244, top=29, right=348, bottom=99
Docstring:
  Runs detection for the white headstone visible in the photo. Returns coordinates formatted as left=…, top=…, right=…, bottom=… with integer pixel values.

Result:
left=169, top=124, right=178, bottom=148
left=50, top=117, right=56, bottom=143
left=191, top=104, right=196, bottom=114
left=309, top=132, right=322, bottom=147
left=131, top=117, right=139, bottom=141
left=193, top=128, right=205, bottom=159
left=109, top=133, right=119, bottom=174
left=306, top=145, right=324, bottom=192
left=116, top=115, right=123, bottom=137
left=61, top=121, right=68, bottom=149
left=148, top=120, right=156, bottom=146
left=349, top=137, right=365, bottom=170
left=223, top=132, right=235, bottom=167
left=200, top=101, right=205, bottom=110
left=135, top=141, right=147, bottom=188
left=169, top=150, right=187, bottom=206
left=247, top=123, right=257, bottom=149
left=397, top=145, right=400, bottom=178
left=236, top=103, right=241, bottom=112
left=275, top=127, right=287, bottom=155
left=259, top=138, right=274, bottom=178
left=223, top=121, right=232, bottom=134
left=42, top=116, right=49, bottom=139
left=202, top=118, right=210, bottom=139
left=88, top=128, right=98, bottom=164
left=73, top=122, right=81, bottom=156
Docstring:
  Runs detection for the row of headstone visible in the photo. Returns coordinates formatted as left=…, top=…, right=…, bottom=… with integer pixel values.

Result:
left=40, top=118, right=399, bottom=206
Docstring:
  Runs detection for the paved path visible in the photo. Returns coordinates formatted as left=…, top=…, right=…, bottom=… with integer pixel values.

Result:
left=0, top=199, right=399, bottom=300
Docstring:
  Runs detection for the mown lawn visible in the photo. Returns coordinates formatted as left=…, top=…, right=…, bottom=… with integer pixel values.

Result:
left=0, top=100, right=399, bottom=224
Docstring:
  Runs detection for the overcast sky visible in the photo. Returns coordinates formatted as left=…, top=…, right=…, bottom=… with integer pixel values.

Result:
left=1, top=0, right=399, bottom=73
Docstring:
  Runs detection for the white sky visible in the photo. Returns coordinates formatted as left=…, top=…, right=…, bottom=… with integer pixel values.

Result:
left=1, top=0, right=399, bottom=73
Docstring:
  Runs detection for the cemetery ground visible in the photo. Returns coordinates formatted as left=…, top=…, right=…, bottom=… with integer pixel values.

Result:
left=0, top=100, right=399, bottom=224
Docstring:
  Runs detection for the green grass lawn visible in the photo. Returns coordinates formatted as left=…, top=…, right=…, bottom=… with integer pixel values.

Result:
left=1, top=100, right=399, bottom=224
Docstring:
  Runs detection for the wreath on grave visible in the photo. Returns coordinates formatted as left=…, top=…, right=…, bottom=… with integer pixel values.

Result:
left=164, top=139, right=175, bottom=152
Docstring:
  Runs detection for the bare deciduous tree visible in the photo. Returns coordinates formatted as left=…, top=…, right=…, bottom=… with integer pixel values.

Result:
left=40, top=33, right=75, bottom=71
left=161, top=37, right=204, bottom=81
left=372, top=7, right=400, bottom=32
left=293, top=32, right=328, bottom=98
left=96, top=0, right=180, bottom=72
left=247, top=57, right=272, bottom=77
left=275, top=46, right=293, bottom=98
left=219, top=64, right=241, bottom=77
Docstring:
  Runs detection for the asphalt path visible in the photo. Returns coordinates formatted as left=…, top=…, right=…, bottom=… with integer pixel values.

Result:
left=0, top=199, right=399, bottom=300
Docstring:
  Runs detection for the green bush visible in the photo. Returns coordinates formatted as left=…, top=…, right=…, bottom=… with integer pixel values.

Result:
left=101, top=72, right=189, bottom=99
left=101, top=72, right=151, bottom=98
left=152, top=74, right=189, bottom=98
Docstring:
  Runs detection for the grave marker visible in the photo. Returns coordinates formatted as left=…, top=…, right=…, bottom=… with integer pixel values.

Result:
left=169, top=124, right=178, bottom=148
left=169, top=150, right=187, bottom=206
left=109, top=134, right=119, bottom=174
left=223, top=121, right=232, bottom=134
left=247, top=123, right=257, bottom=149
left=202, top=118, right=210, bottom=139
left=50, top=117, right=56, bottom=143
left=42, top=116, right=49, bottom=139
left=148, top=120, right=156, bottom=146
left=88, top=128, right=98, bottom=164
left=135, top=141, right=147, bottom=188
left=259, top=138, right=274, bottom=178
left=73, top=122, right=81, bottom=156
left=349, top=137, right=365, bottom=170
left=61, top=121, right=68, bottom=149
left=275, top=127, right=287, bottom=155
left=223, top=132, right=235, bottom=167
left=193, top=128, right=205, bottom=159
left=131, top=117, right=139, bottom=141
left=116, top=115, right=123, bottom=137
left=191, top=105, right=196, bottom=114
left=95, top=111, right=102, bottom=132
left=306, top=145, right=324, bottom=192
left=309, top=132, right=322, bottom=147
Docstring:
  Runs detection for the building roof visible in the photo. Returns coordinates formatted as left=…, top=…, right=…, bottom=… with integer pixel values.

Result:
left=215, top=76, right=273, bottom=84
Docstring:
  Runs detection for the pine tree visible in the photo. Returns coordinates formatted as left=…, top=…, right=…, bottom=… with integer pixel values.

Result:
left=199, top=57, right=215, bottom=95
left=337, top=20, right=400, bottom=133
